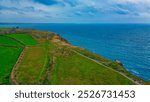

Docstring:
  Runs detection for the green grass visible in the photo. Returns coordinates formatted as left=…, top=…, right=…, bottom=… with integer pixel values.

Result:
left=15, top=40, right=50, bottom=84
left=0, top=28, right=9, bottom=30
left=0, top=29, right=147, bottom=85
left=73, top=47, right=149, bottom=84
left=7, top=34, right=37, bottom=46
left=0, top=46, right=23, bottom=84
left=0, top=35, right=23, bottom=46
left=49, top=47, right=134, bottom=85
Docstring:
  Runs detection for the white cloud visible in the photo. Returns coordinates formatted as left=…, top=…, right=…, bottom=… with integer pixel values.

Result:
left=0, top=0, right=150, bottom=23
left=114, top=0, right=150, bottom=4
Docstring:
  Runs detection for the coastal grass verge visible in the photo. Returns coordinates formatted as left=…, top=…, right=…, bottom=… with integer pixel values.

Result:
left=73, top=47, right=150, bottom=84
left=48, top=47, right=134, bottom=85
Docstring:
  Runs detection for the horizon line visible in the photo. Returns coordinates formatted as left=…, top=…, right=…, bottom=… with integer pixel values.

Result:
left=1, top=22, right=150, bottom=25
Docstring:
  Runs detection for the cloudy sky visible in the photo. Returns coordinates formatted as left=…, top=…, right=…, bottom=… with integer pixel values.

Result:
left=0, top=0, right=150, bottom=23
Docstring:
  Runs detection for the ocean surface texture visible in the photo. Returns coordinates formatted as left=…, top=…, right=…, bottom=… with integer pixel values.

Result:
left=0, top=23, right=150, bottom=81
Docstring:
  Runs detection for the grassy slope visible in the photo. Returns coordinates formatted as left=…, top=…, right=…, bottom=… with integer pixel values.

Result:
left=7, top=34, right=37, bottom=46
left=0, top=29, right=148, bottom=85
left=0, top=32, right=37, bottom=84
left=15, top=40, right=50, bottom=84
left=73, top=47, right=150, bottom=84
left=0, top=46, right=22, bottom=84
left=0, top=28, right=9, bottom=30
left=17, top=37, right=131, bottom=85
left=48, top=47, right=133, bottom=85
left=15, top=37, right=133, bottom=85
left=0, top=35, right=23, bottom=46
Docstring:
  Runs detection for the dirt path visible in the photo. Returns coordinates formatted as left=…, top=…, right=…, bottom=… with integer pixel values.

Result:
left=10, top=47, right=26, bottom=85
left=0, top=43, right=25, bottom=84
left=71, top=49, right=141, bottom=85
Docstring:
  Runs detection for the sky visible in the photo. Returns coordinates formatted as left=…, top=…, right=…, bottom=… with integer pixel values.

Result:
left=0, top=0, right=150, bottom=23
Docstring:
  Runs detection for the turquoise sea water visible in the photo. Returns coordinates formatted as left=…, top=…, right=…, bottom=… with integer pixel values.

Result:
left=0, top=23, right=150, bottom=81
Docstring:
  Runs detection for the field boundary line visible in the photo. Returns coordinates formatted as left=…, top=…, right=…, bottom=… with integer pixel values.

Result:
left=71, top=49, right=140, bottom=85
left=0, top=35, right=25, bottom=46
left=0, top=44, right=24, bottom=48
left=10, top=47, right=26, bottom=85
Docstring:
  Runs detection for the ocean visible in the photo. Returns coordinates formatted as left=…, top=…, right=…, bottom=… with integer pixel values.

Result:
left=0, top=23, right=150, bottom=81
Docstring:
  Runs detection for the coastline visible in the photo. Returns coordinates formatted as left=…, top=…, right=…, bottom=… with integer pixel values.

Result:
left=0, top=28, right=150, bottom=85
left=1, top=24, right=150, bottom=81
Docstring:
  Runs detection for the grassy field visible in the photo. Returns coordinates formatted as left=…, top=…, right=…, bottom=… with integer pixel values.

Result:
left=15, top=40, right=50, bottom=84
left=48, top=47, right=134, bottom=85
left=0, top=29, right=148, bottom=85
left=0, top=32, right=37, bottom=84
left=0, top=35, right=23, bottom=46
left=7, top=34, right=37, bottom=46
left=14, top=38, right=134, bottom=85
left=0, top=46, right=22, bottom=84
left=73, top=47, right=149, bottom=84
left=0, top=28, right=9, bottom=30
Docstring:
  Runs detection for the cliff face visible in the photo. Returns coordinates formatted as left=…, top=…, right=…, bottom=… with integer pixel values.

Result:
left=0, top=28, right=149, bottom=85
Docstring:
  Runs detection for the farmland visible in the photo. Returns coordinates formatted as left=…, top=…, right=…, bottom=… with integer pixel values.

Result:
left=0, top=46, right=22, bottom=84
left=49, top=47, right=133, bottom=85
left=0, top=35, right=23, bottom=46
left=15, top=40, right=49, bottom=84
left=0, top=33, right=37, bottom=84
left=7, top=34, right=37, bottom=46
left=0, top=29, right=149, bottom=85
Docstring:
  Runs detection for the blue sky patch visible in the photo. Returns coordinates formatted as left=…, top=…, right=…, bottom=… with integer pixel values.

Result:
left=33, top=0, right=58, bottom=5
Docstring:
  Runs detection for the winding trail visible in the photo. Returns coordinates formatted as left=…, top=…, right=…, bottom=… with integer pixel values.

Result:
left=11, top=47, right=26, bottom=85
left=0, top=44, right=24, bottom=84
left=71, top=49, right=141, bottom=85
